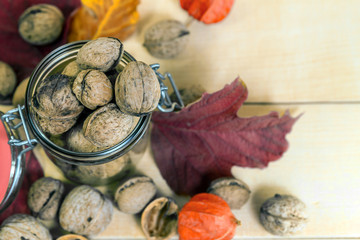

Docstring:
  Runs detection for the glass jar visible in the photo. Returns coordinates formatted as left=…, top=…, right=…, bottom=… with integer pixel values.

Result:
left=0, top=40, right=183, bottom=197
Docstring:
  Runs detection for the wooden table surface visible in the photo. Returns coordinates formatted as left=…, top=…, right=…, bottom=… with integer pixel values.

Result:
left=2, top=0, right=360, bottom=239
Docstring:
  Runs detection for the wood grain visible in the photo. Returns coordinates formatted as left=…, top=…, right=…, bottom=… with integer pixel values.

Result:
left=1, top=0, right=360, bottom=239
left=126, top=0, right=360, bottom=102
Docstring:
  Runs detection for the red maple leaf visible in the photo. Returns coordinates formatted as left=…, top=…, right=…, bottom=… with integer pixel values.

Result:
left=151, top=78, right=300, bottom=195
left=0, top=0, right=81, bottom=81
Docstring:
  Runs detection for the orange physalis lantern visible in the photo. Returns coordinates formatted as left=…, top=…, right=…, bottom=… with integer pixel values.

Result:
left=178, top=193, right=241, bottom=240
left=180, top=0, right=235, bottom=24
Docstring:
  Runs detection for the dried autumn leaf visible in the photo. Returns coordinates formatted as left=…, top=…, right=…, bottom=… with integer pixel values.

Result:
left=180, top=0, right=235, bottom=24
left=0, top=0, right=81, bottom=81
left=151, top=78, right=300, bottom=195
left=0, top=152, right=44, bottom=224
left=68, top=0, right=140, bottom=42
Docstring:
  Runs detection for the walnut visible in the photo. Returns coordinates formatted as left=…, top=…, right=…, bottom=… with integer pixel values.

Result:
left=72, top=69, right=113, bottom=110
left=62, top=61, right=81, bottom=78
left=18, top=4, right=64, bottom=45
left=77, top=37, right=124, bottom=72
left=49, top=133, right=66, bottom=148
left=59, top=185, right=113, bottom=236
left=141, top=197, right=179, bottom=240
left=66, top=124, right=102, bottom=152
left=32, top=74, right=83, bottom=134
left=58, top=155, right=132, bottom=185
left=56, top=234, right=88, bottom=240
left=0, top=61, right=16, bottom=99
left=260, top=194, right=308, bottom=236
left=12, top=77, right=29, bottom=106
left=35, top=112, right=78, bottom=135
left=83, top=103, right=135, bottom=147
left=115, top=61, right=160, bottom=115
left=144, top=20, right=190, bottom=59
left=115, top=176, right=157, bottom=214
left=33, top=74, right=83, bottom=117
left=0, top=214, right=51, bottom=240
left=28, top=177, right=65, bottom=220
left=207, top=177, right=251, bottom=209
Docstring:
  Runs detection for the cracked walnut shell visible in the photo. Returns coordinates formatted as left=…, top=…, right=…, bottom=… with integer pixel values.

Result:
left=141, top=197, right=178, bottom=240
left=59, top=185, right=113, bottom=236
left=115, top=61, right=160, bottom=115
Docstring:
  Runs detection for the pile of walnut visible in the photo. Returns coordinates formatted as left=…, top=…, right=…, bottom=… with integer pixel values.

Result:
left=0, top=175, right=178, bottom=239
left=0, top=176, right=307, bottom=239
left=31, top=37, right=161, bottom=150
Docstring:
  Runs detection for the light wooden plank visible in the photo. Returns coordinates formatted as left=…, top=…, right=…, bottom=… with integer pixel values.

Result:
left=25, top=104, right=360, bottom=238
left=124, top=0, right=360, bottom=102
left=232, top=104, right=360, bottom=237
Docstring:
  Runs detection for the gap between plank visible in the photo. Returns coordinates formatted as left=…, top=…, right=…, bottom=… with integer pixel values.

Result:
left=243, top=101, right=360, bottom=106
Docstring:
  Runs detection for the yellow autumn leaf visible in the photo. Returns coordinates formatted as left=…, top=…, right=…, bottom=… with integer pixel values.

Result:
left=68, top=0, right=140, bottom=42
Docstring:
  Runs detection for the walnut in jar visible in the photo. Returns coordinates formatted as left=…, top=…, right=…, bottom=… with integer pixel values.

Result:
left=141, top=197, right=179, bottom=240
left=115, top=61, right=160, bottom=115
left=115, top=176, right=157, bottom=214
left=32, top=74, right=83, bottom=134
left=35, top=112, right=78, bottom=135
left=76, top=37, right=124, bottom=72
left=59, top=185, right=113, bottom=236
left=28, top=177, right=65, bottom=220
left=66, top=124, right=102, bottom=152
left=33, top=74, right=83, bottom=117
left=144, top=20, right=190, bottom=59
left=0, top=61, right=17, bottom=99
left=62, top=60, right=81, bottom=78
left=59, top=155, right=132, bottom=185
left=207, top=177, right=251, bottom=209
left=0, top=214, right=51, bottom=240
left=72, top=69, right=113, bottom=110
left=18, top=4, right=64, bottom=45
left=260, top=194, right=308, bottom=236
left=83, top=103, right=135, bottom=147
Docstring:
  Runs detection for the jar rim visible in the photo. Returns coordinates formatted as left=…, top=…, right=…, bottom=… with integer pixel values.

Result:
left=25, top=40, right=152, bottom=165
